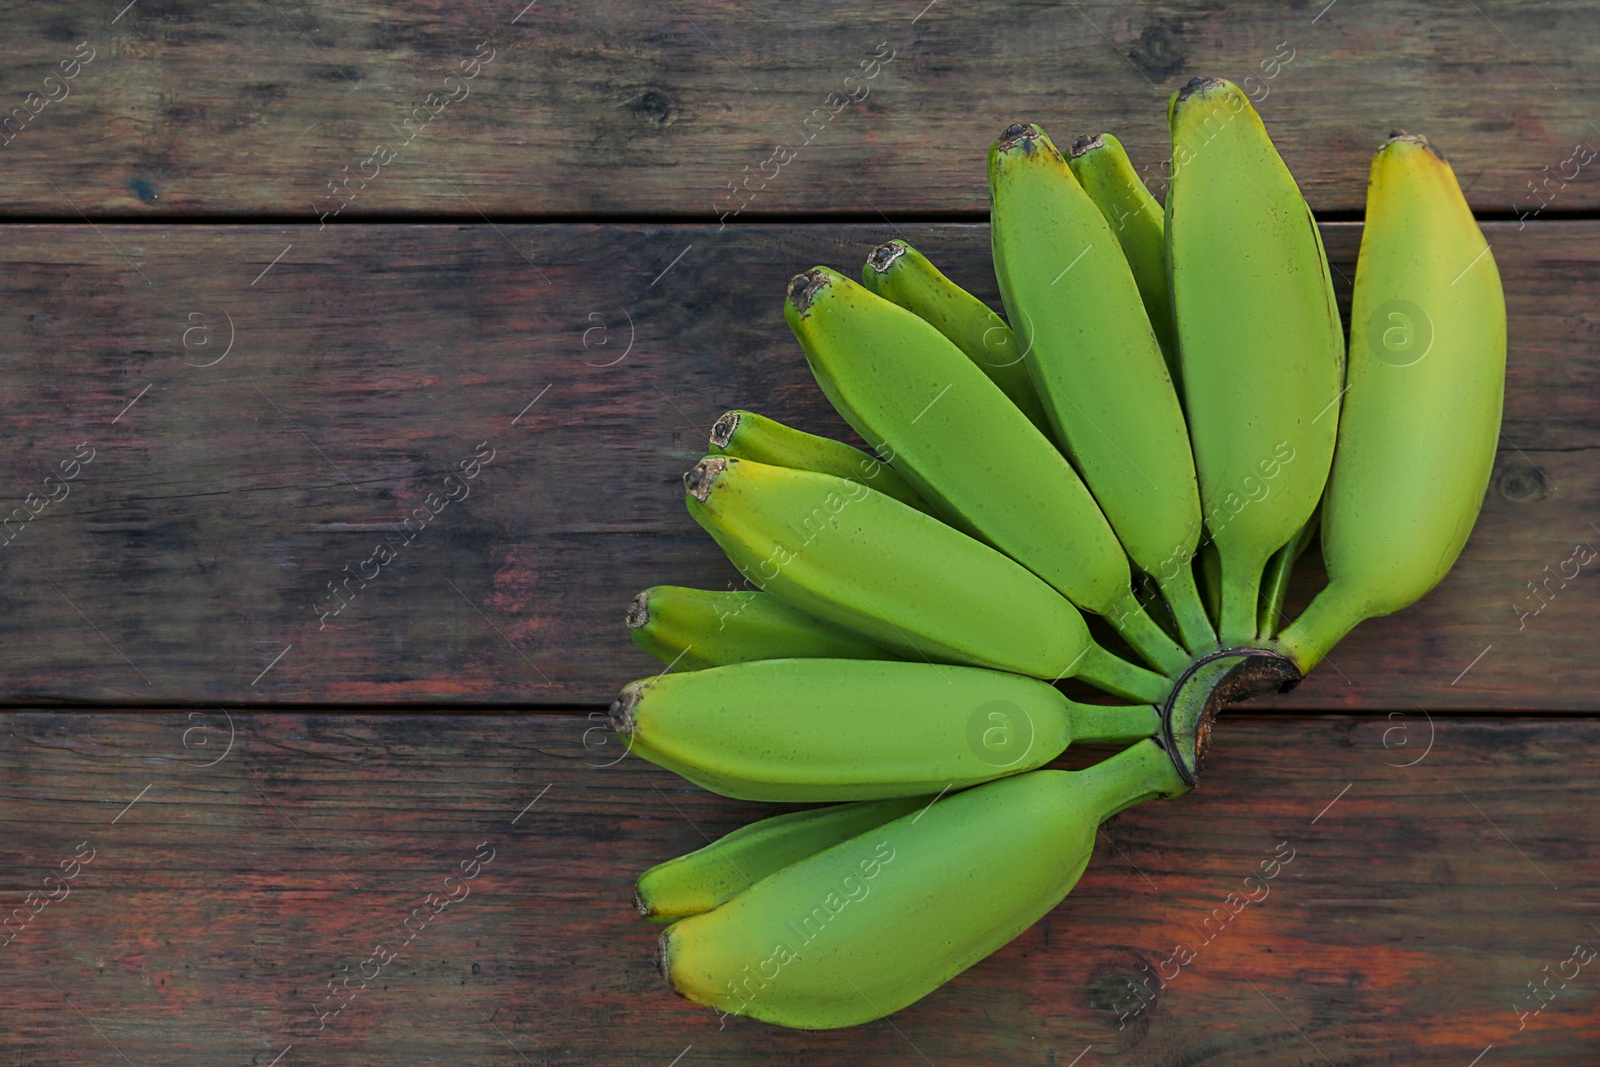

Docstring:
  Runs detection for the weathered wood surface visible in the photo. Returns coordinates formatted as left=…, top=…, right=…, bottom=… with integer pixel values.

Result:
left=0, top=711, right=1593, bottom=1065
left=0, top=221, right=1595, bottom=709
left=1, top=1, right=1597, bottom=217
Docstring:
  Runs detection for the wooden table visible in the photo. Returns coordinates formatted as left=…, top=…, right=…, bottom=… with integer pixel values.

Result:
left=2, top=2, right=1597, bottom=1063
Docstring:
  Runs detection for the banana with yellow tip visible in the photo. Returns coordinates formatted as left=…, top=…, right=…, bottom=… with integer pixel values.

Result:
left=1276, top=133, right=1505, bottom=670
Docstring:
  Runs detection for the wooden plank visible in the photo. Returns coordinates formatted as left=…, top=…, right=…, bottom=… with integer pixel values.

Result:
left=1, top=2, right=1597, bottom=216
left=0, top=710, right=1595, bottom=1064
left=0, top=221, right=1594, bottom=708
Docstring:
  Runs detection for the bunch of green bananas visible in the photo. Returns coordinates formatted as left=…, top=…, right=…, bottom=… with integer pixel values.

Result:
left=612, top=76, right=1505, bottom=1030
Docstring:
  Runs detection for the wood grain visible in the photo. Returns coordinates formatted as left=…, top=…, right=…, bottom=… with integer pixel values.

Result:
left=1, top=1, right=1597, bottom=217
left=0, top=221, right=1594, bottom=708
left=2, top=10, right=1594, bottom=1067
left=0, top=710, right=1594, bottom=1065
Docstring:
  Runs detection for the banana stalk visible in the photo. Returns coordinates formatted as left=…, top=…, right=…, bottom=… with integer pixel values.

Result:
left=1256, top=509, right=1319, bottom=639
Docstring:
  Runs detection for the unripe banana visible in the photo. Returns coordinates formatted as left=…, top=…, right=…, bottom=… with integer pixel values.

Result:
left=1166, top=77, right=1345, bottom=646
left=1198, top=541, right=1223, bottom=627
left=636, top=796, right=926, bottom=923
left=626, top=585, right=895, bottom=671
left=1277, top=133, right=1505, bottom=671
left=1067, top=132, right=1180, bottom=381
left=683, top=455, right=1171, bottom=703
left=660, top=739, right=1187, bottom=1029
left=785, top=267, right=1189, bottom=676
left=1257, top=508, right=1319, bottom=639
left=989, top=123, right=1214, bottom=656
left=611, top=658, right=1161, bottom=801
left=709, top=408, right=928, bottom=510
left=858, top=239, right=1053, bottom=435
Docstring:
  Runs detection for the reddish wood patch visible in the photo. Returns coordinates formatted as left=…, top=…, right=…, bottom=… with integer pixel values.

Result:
left=0, top=711, right=1594, bottom=1064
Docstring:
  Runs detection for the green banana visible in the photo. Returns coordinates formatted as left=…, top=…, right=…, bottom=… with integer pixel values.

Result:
left=636, top=796, right=926, bottom=924
left=859, top=239, right=1053, bottom=435
left=1257, top=508, right=1319, bottom=639
left=785, top=267, right=1189, bottom=676
left=1068, top=132, right=1180, bottom=380
left=1166, top=77, right=1345, bottom=646
left=627, top=585, right=895, bottom=671
left=989, top=123, right=1215, bottom=656
left=709, top=408, right=928, bottom=510
left=1198, top=540, right=1223, bottom=629
left=619, top=75, right=1514, bottom=1036
left=683, top=455, right=1171, bottom=703
left=611, top=657, right=1161, bottom=801
left=660, top=739, right=1187, bottom=1029
left=1276, top=133, right=1505, bottom=671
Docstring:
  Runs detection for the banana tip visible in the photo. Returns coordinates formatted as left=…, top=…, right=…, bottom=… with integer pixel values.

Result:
left=683, top=456, right=729, bottom=502
left=995, top=122, right=1043, bottom=154
left=1174, top=76, right=1228, bottom=105
left=625, top=591, right=650, bottom=630
left=655, top=927, right=674, bottom=982
left=633, top=884, right=653, bottom=918
left=787, top=269, right=829, bottom=315
left=709, top=410, right=740, bottom=449
left=1068, top=133, right=1104, bottom=159
left=865, top=240, right=907, bottom=275
left=609, top=682, right=643, bottom=735
left=1380, top=129, right=1446, bottom=162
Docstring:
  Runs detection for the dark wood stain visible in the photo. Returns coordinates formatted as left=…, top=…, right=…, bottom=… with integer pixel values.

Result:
left=0, top=1, right=1596, bottom=213
left=0, top=222, right=1591, bottom=709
